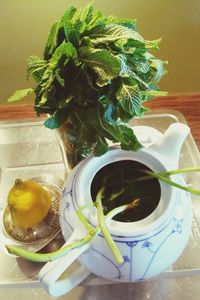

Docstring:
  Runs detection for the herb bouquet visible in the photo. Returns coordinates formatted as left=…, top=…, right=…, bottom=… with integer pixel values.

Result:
left=8, top=3, right=167, bottom=169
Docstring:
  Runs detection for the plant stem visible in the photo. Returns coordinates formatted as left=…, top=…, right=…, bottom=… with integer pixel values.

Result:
left=109, top=188, right=125, bottom=201
left=6, top=232, right=93, bottom=263
left=77, top=202, right=95, bottom=234
left=6, top=199, right=137, bottom=263
left=132, top=167, right=200, bottom=196
left=160, top=167, right=200, bottom=177
left=145, top=170, right=200, bottom=196
left=95, top=187, right=124, bottom=264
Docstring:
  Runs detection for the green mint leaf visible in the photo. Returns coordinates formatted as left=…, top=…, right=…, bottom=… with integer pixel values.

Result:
left=105, top=120, right=141, bottom=150
left=44, top=108, right=70, bottom=129
left=68, top=29, right=80, bottom=47
left=116, top=80, right=143, bottom=117
left=38, top=94, right=48, bottom=105
left=134, top=61, right=150, bottom=74
left=94, top=136, right=109, bottom=156
left=50, top=40, right=78, bottom=65
left=74, top=19, right=86, bottom=34
left=39, top=63, right=55, bottom=91
left=145, top=38, right=162, bottom=50
left=141, top=90, right=168, bottom=98
left=44, top=116, right=58, bottom=129
left=80, top=47, right=121, bottom=85
left=105, top=15, right=137, bottom=30
left=44, top=22, right=60, bottom=59
left=55, top=69, right=65, bottom=86
left=61, top=6, right=83, bottom=45
left=71, top=6, right=83, bottom=24
left=120, top=133, right=141, bottom=151
left=7, top=88, right=34, bottom=103
left=60, top=8, right=75, bottom=40
left=129, top=70, right=149, bottom=88
left=86, top=10, right=103, bottom=30
left=150, top=59, right=168, bottom=83
left=27, top=56, right=47, bottom=82
left=97, top=105, right=141, bottom=150
left=89, top=24, right=143, bottom=44
left=62, top=5, right=76, bottom=23
left=40, top=40, right=78, bottom=92
left=80, top=2, right=94, bottom=23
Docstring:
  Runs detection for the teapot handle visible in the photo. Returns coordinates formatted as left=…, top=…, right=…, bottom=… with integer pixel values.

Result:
left=38, top=230, right=91, bottom=297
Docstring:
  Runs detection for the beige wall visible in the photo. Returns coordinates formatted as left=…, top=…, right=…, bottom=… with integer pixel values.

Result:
left=0, top=0, right=200, bottom=105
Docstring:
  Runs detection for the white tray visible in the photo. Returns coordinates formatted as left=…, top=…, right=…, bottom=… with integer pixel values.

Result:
left=0, top=110, right=200, bottom=300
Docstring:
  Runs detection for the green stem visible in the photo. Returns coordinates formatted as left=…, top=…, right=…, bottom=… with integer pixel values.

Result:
left=145, top=170, right=200, bottom=196
left=95, top=187, right=124, bottom=264
left=6, top=232, right=94, bottom=263
left=6, top=199, right=136, bottom=263
left=160, top=167, right=200, bottom=177
left=109, top=188, right=125, bottom=201
left=77, top=202, right=95, bottom=234
left=124, top=167, right=200, bottom=195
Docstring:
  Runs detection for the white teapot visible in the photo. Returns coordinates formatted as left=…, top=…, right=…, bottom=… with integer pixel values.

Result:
left=39, top=123, right=192, bottom=297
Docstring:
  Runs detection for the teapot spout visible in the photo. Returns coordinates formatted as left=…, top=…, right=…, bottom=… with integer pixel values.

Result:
left=149, top=123, right=190, bottom=168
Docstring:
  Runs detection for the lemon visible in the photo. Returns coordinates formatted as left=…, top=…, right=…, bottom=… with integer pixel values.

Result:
left=8, top=179, right=51, bottom=229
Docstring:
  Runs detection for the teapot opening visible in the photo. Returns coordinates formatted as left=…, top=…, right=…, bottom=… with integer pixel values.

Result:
left=75, top=148, right=174, bottom=236
left=90, top=160, right=161, bottom=223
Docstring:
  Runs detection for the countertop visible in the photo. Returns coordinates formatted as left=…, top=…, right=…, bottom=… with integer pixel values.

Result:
left=0, top=94, right=199, bottom=149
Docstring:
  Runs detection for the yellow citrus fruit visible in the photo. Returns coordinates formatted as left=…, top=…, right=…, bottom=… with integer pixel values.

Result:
left=7, top=179, right=51, bottom=229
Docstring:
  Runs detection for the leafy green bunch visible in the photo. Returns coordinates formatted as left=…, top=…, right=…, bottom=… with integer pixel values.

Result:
left=8, top=3, right=167, bottom=158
